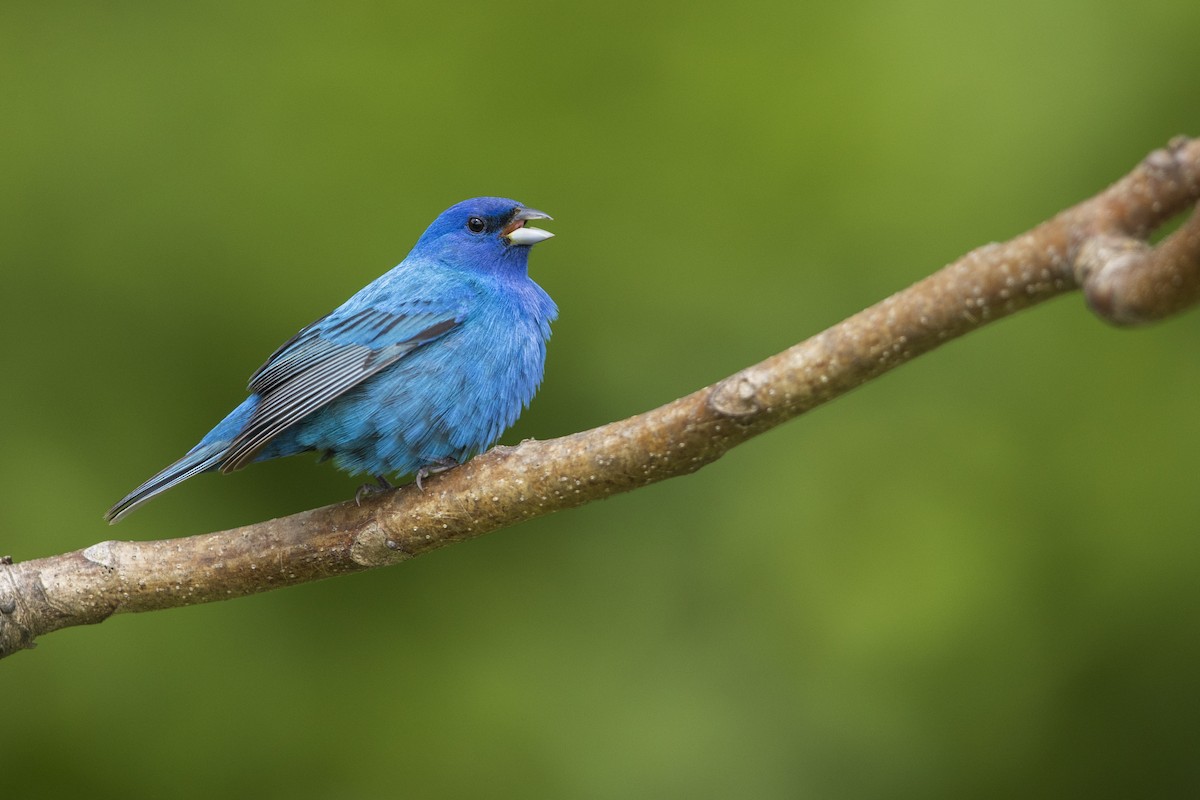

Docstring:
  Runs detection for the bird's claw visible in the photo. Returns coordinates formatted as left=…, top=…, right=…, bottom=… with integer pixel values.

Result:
left=355, top=475, right=394, bottom=505
left=415, top=457, right=459, bottom=491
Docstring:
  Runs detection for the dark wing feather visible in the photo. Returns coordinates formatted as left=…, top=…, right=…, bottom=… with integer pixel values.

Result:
left=220, top=305, right=464, bottom=472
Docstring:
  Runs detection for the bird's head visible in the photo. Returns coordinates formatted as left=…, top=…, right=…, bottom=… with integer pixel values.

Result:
left=413, top=197, right=554, bottom=273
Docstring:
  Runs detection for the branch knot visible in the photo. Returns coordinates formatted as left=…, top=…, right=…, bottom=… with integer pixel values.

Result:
left=708, top=374, right=766, bottom=420
left=349, top=520, right=413, bottom=567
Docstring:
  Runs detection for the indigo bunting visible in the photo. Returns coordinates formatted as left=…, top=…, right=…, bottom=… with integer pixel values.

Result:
left=105, top=197, right=556, bottom=523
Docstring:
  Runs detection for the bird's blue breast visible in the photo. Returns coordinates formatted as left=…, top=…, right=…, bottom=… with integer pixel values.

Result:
left=262, top=272, right=556, bottom=477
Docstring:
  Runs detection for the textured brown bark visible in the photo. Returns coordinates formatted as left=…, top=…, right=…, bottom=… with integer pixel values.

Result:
left=2, top=137, right=1198, bottom=660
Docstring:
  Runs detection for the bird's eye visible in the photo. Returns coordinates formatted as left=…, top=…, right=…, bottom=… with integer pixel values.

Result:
left=466, top=217, right=486, bottom=234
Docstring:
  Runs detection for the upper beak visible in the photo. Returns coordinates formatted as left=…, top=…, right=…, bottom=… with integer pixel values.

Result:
left=502, top=207, right=554, bottom=246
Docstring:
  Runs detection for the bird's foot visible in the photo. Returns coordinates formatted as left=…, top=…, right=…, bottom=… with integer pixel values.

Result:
left=355, top=474, right=394, bottom=506
left=415, top=457, right=459, bottom=491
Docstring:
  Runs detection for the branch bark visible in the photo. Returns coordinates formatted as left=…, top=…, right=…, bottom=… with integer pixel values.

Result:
left=3, top=137, right=1199, bottom=660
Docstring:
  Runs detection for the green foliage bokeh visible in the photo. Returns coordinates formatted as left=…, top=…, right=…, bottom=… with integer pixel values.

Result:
left=3, top=2, right=1199, bottom=797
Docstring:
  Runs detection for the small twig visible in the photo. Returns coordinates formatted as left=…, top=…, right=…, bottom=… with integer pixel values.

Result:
left=2, top=137, right=1198, bottom=660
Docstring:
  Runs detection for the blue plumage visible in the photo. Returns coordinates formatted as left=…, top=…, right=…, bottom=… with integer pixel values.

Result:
left=106, top=197, right=557, bottom=523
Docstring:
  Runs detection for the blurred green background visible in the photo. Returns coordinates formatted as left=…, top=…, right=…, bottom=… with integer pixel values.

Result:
left=3, top=1, right=1199, bottom=797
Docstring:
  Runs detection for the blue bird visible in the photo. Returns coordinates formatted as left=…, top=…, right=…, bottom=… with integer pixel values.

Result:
left=105, top=197, right=557, bottom=523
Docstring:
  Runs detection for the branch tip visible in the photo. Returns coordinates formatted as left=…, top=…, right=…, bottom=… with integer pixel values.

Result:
left=1078, top=204, right=1200, bottom=326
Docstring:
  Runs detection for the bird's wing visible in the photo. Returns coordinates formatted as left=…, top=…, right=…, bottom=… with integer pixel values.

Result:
left=220, top=300, right=468, bottom=473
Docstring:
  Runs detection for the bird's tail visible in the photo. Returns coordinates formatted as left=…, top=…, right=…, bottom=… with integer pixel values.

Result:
left=103, top=441, right=230, bottom=524
left=104, top=396, right=260, bottom=524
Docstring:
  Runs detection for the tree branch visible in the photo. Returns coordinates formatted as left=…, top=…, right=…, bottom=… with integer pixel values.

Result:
left=3, top=136, right=1199, bottom=660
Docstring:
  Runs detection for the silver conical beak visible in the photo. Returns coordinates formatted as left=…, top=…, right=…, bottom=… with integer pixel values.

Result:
left=502, top=207, right=554, bottom=246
